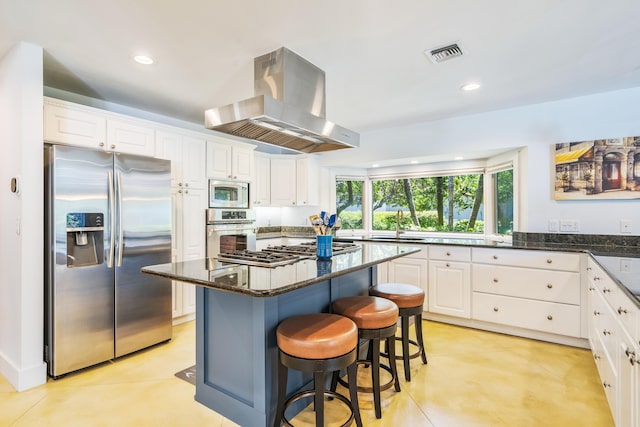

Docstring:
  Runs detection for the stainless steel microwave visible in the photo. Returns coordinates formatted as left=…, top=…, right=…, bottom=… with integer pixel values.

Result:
left=209, top=180, right=250, bottom=209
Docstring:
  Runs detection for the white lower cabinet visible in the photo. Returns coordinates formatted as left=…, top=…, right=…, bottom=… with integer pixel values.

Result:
left=428, top=246, right=470, bottom=318
left=377, top=246, right=427, bottom=305
left=587, top=256, right=639, bottom=427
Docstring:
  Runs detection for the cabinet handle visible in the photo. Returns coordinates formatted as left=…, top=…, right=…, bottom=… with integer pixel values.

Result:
left=493, top=307, right=499, bottom=312
left=546, top=315, right=553, bottom=320
left=594, top=276, right=600, bottom=281
left=492, top=255, right=498, bottom=260
left=617, top=307, right=628, bottom=315
left=625, top=349, right=636, bottom=365
left=594, top=353, right=601, bottom=360
left=546, top=259, right=552, bottom=264
left=593, top=310, right=600, bottom=316
left=603, top=287, right=611, bottom=293
left=546, top=283, right=553, bottom=289
left=493, top=278, right=499, bottom=283
left=602, top=329, right=611, bottom=336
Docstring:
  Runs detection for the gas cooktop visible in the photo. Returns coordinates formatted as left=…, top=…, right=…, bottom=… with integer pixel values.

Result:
left=216, top=242, right=360, bottom=267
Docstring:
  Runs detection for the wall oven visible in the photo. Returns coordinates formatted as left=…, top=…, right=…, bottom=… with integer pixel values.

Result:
left=209, top=180, right=250, bottom=209
left=206, top=208, right=256, bottom=258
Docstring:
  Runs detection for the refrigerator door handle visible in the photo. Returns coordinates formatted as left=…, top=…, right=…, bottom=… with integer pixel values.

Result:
left=116, top=171, right=124, bottom=267
left=108, top=170, right=115, bottom=268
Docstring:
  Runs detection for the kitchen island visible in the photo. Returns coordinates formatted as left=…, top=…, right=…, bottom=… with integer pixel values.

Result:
left=142, top=243, right=420, bottom=427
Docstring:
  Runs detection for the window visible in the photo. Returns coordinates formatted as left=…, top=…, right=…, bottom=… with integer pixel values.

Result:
left=335, top=178, right=364, bottom=230
left=370, top=174, right=484, bottom=233
left=493, top=169, right=513, bottom=235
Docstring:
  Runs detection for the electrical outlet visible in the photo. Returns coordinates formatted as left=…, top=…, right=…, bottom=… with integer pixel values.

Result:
left=548, top=219, right=559, bottom=232
left=559, top=220, right=579, bottom=232
left=620, top=220, right=632, bottom=234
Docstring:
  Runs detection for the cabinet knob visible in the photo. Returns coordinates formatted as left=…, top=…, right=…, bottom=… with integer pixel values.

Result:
left=185, top=183, right=189, bottom=187
left=547, top=315, right=553, bottom=321
left=594, top=353, right=601, bottom=360
left=178, top=189, right=182, bottom=194
left=233, top=176, right=237, bottom=179
left=617, top=307, right=628, bottom=315
left=446, top=251, right=451, bottom=256
left=593, top=310, right=600, bottom=316
left=99, top=142, right=105, bottom=147
left=493, top=278, right=499, bottom=283
left=110, top=144, right=116, bottom=149
left=493, top=307, right=499, bottom=312
left=594, top=276, right=600, bottom=281
left=445, top=263, right=450, bottom=267
left=546, top=259, right=552, bottom=264
left=184, top=189, right=189, bottom=194
left=492, top=255, right=498, bottom=260
left=178, top=182, right=183, bottom=187
left=602, top=329, right=611, bottom=336
left=546, top=283, right=553, bottom=289
left=292, top=202, right=296, bottom=205
left=603, top=287, right=611, bottom=293
left=228, top=175, right=232, bottom=179
left=586, top=267, right=592, bottom=271
left=588, top=287, right=595, bottom=291
left=603, top=382, right=612, bottom=389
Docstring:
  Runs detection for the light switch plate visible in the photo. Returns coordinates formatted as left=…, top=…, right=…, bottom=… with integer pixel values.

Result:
left=559, top=220, right=579, bottom=232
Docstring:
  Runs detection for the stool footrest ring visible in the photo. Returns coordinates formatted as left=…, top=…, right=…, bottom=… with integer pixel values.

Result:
left=282, top=389, right=355, bottom=427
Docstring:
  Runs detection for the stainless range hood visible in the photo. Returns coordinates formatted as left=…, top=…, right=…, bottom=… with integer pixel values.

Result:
left=205, top=47, right=359, bottom=154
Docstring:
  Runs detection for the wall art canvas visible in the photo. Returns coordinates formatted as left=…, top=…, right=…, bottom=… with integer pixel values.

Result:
left=553, top=137, right=640, bottom=200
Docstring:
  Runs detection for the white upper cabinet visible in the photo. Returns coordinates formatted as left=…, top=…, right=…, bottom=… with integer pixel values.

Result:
left=270, top=156, right=297, bottom=206
left=44, top=98, right=154, bottom=156
left=206, top=137, right=255, bottom=182
left=296, top=156, right=320, bottom=206
left=253, top=153, right=271, bottom=206
left=155, top=130, right=207, bottom=189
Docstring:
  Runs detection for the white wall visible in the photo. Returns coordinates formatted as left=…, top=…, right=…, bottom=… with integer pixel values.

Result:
left=319, top=87, right=640, bottom=235
left=0, top=43, right=46, bottom=391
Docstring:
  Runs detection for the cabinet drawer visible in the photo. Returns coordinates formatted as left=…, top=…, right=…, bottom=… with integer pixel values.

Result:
left=613, top=291, right=639, bottom=342
left=588, top=264, right=619, bottom=308
left=472, top=248, right=580, bottom=272
left=472, top=264, right=580, bottom=305
left=472, top=292, right=581, bottom=337
left=429, top=245, right=471, bottom=262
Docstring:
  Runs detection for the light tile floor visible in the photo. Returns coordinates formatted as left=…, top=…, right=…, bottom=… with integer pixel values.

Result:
left=0, top=320, right=614, bottom=427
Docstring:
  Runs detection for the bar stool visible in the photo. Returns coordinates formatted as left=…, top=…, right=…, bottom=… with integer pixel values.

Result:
left=274, top=313, right=363, bottom=427
left=331, top=296, right=401, bottom=419
left=370, top=283, right=428, bottom=382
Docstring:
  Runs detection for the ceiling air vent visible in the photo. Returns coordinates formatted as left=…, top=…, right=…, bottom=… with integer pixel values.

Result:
left=426, top=43, right=464, bottom=64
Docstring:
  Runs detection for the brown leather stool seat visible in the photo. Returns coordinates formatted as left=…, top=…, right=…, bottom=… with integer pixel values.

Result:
left=370, top=283, right=428, bottom=382
left=274, top=313, right=363, bottom=427
left=331, top=296, right=401, bottom=419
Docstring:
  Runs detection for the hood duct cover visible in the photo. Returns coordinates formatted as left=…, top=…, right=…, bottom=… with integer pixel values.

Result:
left=205, top=47, right=359, bottom=153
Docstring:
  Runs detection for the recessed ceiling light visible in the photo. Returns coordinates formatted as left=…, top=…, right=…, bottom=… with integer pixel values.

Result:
left=455, top=156, right=464, bottom=160
left=410, top=160, right=419, bottom=164
left=460, top=82, right=480, bottom=92
left=372, top=164, right=379, bottom=168
left=133, top=55, right=154, bottom=65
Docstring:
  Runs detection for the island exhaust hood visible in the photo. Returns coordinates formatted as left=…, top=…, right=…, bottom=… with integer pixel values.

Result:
left=205, top=47, right=359, bottom=154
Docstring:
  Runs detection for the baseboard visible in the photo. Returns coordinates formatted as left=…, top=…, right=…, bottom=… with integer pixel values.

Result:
left=172, top=312, right=195, bottom=326
left=0, top=352, right=47, bottom=391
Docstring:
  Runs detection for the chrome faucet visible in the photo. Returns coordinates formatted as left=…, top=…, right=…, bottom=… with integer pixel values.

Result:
left=395, top=209, right=404, bottom=239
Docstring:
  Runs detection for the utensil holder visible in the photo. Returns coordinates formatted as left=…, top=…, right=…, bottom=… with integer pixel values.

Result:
left=316, top=235, right=333, bottom=259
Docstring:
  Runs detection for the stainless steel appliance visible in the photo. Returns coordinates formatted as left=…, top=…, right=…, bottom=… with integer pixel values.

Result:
left=44, top=145, right=172, bottom=378
left=205, top=47, right=359, bottom=154
left=209, top=179, right=250, bottom=209
left=215, top=242, right=360, bottom=267
left=206, top=208, right=256, bottom=258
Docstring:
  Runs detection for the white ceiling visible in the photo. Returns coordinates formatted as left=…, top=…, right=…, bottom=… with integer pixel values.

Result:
left=2, top=0, right=640, bottom=162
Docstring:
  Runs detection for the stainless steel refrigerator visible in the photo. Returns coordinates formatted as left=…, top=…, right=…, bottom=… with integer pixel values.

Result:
left=44, top=144, right=172, bottom=378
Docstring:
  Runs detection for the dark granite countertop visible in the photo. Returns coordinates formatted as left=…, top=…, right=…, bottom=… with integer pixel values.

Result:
left=591, top=251, right=640, bottom=304
left=142, top=243, right=420, bottom=297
